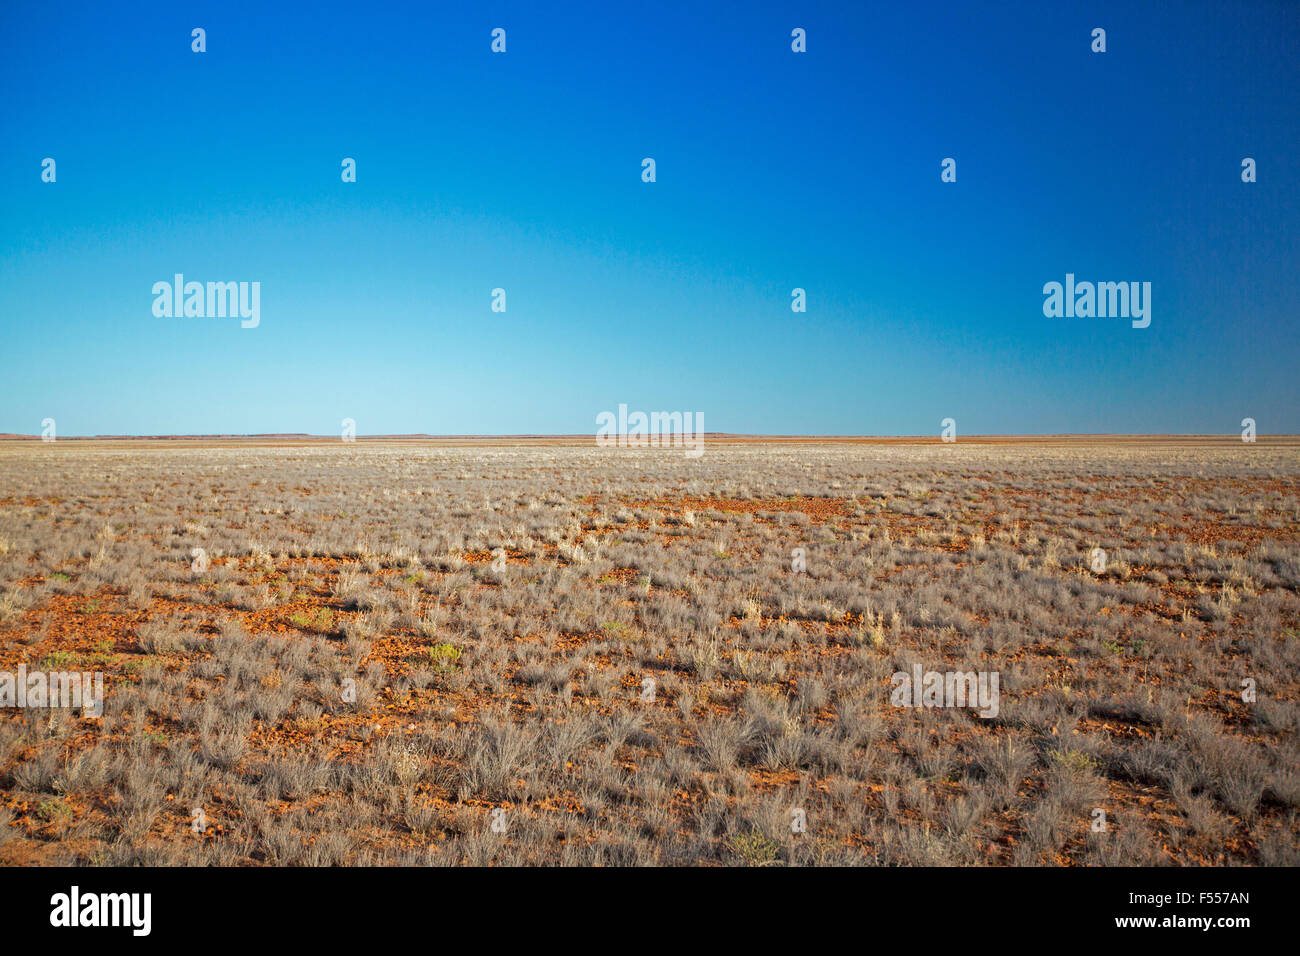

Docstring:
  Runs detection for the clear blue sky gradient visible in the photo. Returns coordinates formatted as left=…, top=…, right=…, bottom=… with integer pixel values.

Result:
left=2, top=0, right=1297, bottom=435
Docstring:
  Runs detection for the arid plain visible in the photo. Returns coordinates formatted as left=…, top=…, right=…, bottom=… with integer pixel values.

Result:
left=1, top=438, right=1297, bottom=865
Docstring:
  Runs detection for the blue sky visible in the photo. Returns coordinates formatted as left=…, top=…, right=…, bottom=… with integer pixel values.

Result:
left=2, top=0, right=1297, bottom=436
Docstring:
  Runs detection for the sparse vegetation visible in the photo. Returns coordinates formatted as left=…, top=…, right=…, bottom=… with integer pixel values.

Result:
left=0, top=438, right=1297, bottom=865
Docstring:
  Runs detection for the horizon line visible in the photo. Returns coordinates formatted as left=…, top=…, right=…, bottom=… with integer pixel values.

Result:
left=2, top=432, right=1294, bottom=444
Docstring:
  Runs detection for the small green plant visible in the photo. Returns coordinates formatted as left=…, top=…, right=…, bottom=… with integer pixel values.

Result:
left=425, top=642, right=461, bottom=669
left=86, top=645, right=116, bottom=667
left=1048, top=749, right=1098, bottom=773
left=291, top=608, right=335, bottom=632
left=40, top=650, right=76, bottom=670
left=726, top=830, right=782, bottom=867
left=48, top=572, right=71, bottom=583
left=37, top=798, right=73, bottom=824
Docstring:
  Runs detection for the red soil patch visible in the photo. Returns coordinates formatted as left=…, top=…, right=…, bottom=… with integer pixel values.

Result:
left=630, top=495, right=849, bottom=522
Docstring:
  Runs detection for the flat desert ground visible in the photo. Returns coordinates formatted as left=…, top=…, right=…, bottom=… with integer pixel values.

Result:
left=0, top=438, right=1297, bottom=865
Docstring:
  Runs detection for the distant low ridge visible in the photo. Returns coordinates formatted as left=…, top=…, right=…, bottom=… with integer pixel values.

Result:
left=2, top=433, right=1296, bottom=444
